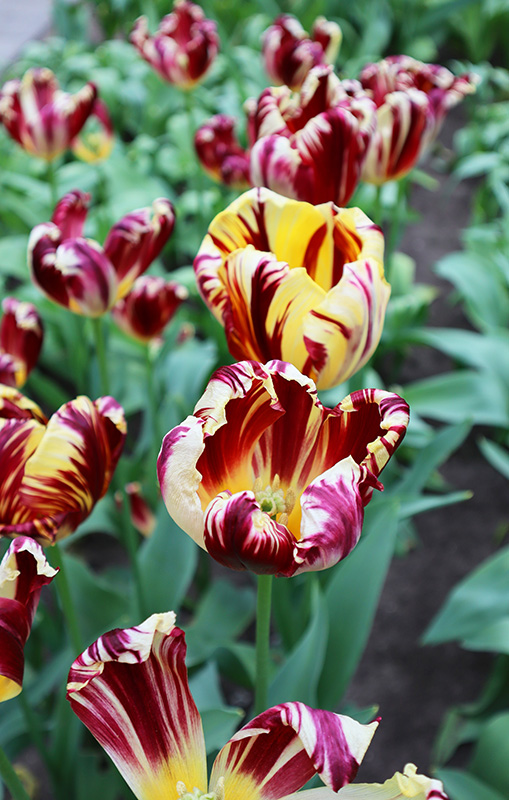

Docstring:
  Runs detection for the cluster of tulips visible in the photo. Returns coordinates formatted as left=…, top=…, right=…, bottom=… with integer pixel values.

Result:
left=0, top=2, right=479, bottom=799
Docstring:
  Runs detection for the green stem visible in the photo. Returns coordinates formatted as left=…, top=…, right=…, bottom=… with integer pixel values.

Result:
left=373, top=184, right=383, bottom=228
left=118, top=474, right=146, bottom=620
left=91, top=317, right=110, bottom=396
left=145, top=347, right=160, bottom=498
left=385, top=178, right=408, bottom=280
left=46, top=158, right=58, bottom=208
left=0, top=744, right=31, bottom=800
left=18, top=692, right=52, bottom=770
left=255, top=574, right=273, bottom=716
left=50, top=544, right=83, bottom=655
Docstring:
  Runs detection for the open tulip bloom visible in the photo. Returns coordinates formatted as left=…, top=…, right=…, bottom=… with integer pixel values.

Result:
left=0, top=537, right=58, bottom=702
left=0, top=297, right=43, bottom=388
left=28, top=190, right=176, bottom=317
left=0, top=67, right=113, bottom=162
left=158, top=360, right=409, bottom=576
left=194, top=115, right=251, bottom=189
left=0, top=385, right=126, bottom=544
left=67, top=611, right=380, bottom=800
left=358, top=55, right=477, bottom=184
left=194, top=187, right=389, bottom=390
left=131, top=0, right=219, bottom=88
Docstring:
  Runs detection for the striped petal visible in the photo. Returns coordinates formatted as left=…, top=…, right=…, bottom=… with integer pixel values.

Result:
left=67, top=613, right=207, bottom=800
left=0, top=298, right=44, bottom=387
left=0, top=537, right=58, bottom=701
left=209, top=703, right=379, bottom=799
left=51, top=190, right=90, bottom=239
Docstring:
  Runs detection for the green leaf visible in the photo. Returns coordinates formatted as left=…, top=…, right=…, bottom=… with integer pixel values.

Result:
left=404, top=328, right=509, bottom=382
left=159, top=339, right=218, bottom=430
left=138, top=503, right=198, bottom=615
left=478, top=437, right=509, bottom=480
left=189, top=662, right=243, bottom=753
left=423, top=545, right=509, bottom=648
left=268, top=579, right=328, bottom=708
left=317, top=502, right=399, bottom=708
left=398, top=490, right=473, bottom=519
left=185, top=580, right=255, bottom=667
left=436, top=768, right=506, bottom=800
left=470, top=712, right=509, bottom=796
left=76, top=752, right=136, bottom=800
left=64, top=553, right=129, bottom=643
left=0, top=235, right=29, bottom=281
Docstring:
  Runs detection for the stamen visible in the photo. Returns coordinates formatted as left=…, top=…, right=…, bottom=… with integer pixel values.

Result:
left=253, top=475, right=295, bottom=525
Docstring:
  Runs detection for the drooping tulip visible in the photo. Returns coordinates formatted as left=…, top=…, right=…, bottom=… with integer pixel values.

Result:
left=194, top=115, right=251, bottom=188
left=0, top=298, right=43, bottom=388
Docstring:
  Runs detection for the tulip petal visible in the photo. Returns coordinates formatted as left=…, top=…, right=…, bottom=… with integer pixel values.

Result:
left=0, top=298, right=44, bottom=387
left=51, top=190, right=91, bottom=239
left=67, top=613, right=207, bottom=800
left=330, top=763, right=448, bottom=798
left=0, top=537, right=58, bottom=701
left=209, top=703, right=379, bottom=799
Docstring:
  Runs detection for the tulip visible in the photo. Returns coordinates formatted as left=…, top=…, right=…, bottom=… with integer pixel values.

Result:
left=70, top=98, right=114, bottom=163
left=262, top=14, right=342, bottom=90
left=0, top=537, right=58, bottom=701
left=111, top=275, right=188, bottom=343
left=158, top=360, right=409, bottom=576
left=194, top=115, right=251, bottom=188
left=250, top=66, right=376, bottom=206
left=359, top=55, right=477, bottom=184
left=67, top=612, right=379, bottom=800
left=130, top=0, right=219, bottom=88
left=335, top=763, right=448, bottom=798
left=114, top=483, right=156, bottom=538
left=28, top=190, right=176, bottom=317
left=0, top=298, right=43, bottom=388
left=0, top=67, right=113, bottom=161
left=194, top=187, right=389, bottom=389
left=0, top=385, right=126, bottom=545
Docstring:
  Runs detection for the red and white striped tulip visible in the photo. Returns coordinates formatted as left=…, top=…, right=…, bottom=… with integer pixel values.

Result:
left=359, top=55, right=477, bottom=184
left=67, top=612, right=379, bottom=800
left=250, top=66, right=376, bottom=206
left=194, top=115, right=251, bottom=188
left=0, top=68, right=113, bottom=162
left=112, top=275, right=188, bottom=343
left=0, top=298, right=43, bottom=389
left=158, top=360, right=409, bottom=576
left=28, top=191, right=176, bottom=317
left=194, top=188, right=389, bottom=389
left=335, top=763, right=448, bottom=799
left=262, top=14, right=342, bottom=90
left=0, top=386, right=126, bottom=545
left=130, top=0, right=219, bottom=89
left=0, top=537, right=58, bottom=701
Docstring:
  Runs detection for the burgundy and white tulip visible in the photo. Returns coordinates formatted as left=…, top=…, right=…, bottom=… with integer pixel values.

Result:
left=0, top=68, right=113, bottom=162
left=158, top=360, right=409, bottom=576
left=250, top=66, right=376, bottom=206
left=262, top=14, right=342, bottom=90
left=131, top=0, right=219, bottom=88
left=67, top=612, right=379, bottom=800
left=0, top=298, right=43, bottom=389
left=112, top=275, right=188, bottom=343
left=359, top=55, right=477, bottom=184
left=28, top=191, right=176, bottom=317
left=194, top=115, right=251, bottom=188
left=0, top=537, right=58, bottom=701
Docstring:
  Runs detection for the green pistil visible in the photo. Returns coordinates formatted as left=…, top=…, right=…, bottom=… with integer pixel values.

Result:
left=253, top=474, right=295, bottom=524
left=177, top=780, right=224, bottom=800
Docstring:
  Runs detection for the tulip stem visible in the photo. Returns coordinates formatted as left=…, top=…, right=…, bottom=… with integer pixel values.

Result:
left=91, top=317, right=110, bottom=396
left=255, top=573, right=273, bottom=715
left=119, top=486, right=146, bottom=619
left=145, top=347, right=161, bottom=501
left=46, top=159, right=58, bottom=208
left=50, top=544, right=84, bottom=655
left=0, top=744, right=31, bottom=800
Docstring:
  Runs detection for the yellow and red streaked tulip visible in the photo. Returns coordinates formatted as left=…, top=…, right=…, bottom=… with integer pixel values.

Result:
left=250, top=66, right=376, bottom=206
left=114, top=482, right=156, bottom=538
left=335, top=763, right=448, bottom=799
left=70, top=98, right=114, bottom=164
left=194, top=115, right=251, bottom=189
left=194, top=187, right=389, bottom=390
left=157, top=360, right=409, bottom=576
left=262, top=14, right=342, bottom=91
left=359, top=55, right=477, bottom=184
left=67, top=612, right=379, bottom=800
left=111, top=275, right=188, bottom=344
left=28, top=191, right=176, bottom=317
left=0, top=386, right=126, bottom=545
left=0, top=68, right=113, bottom=162
left=130, top=0, right=219, bottom=89
left=0, top=537, right=58, bottom=701
left=0, top=298, right=43, bottom=389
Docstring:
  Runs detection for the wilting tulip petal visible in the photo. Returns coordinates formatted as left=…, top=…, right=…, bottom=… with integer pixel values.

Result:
left=103, top=199, right=176, bottom=298
left=359, top=55, right=477, bottom=183
left=324, top=763, right=447, bottom=799
left=158, top=360, right=409, bottom=576
left=68, top=614, right=378, bottom=800
left=0, top=298, right=43, bottom=388
left=0, top=388, right=126, bottom=545
left=0, top=537, right=58, bottom=701
left=194, top=188, right=389, bottom=389
left=130, top=0, right=219, bottom=88
left=71, top=98, right=114, bottom=163
left=0, top=68, right=107, bottom=161
left=195, top=115, right=251, bottom=188
left=112, top=275, right=188, bottom=343
left=51, top=189, right=90, bottom=239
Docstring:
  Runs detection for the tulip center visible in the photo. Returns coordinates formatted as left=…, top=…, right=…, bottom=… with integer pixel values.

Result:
left=177, top=778, right=224, bottom=800
left=254, top=474, right=295, bottom=525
